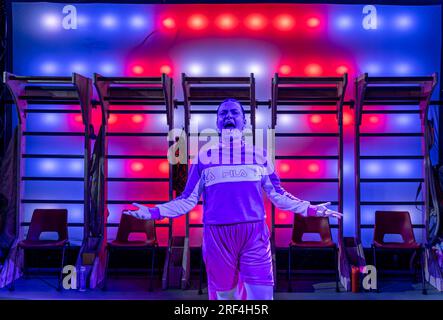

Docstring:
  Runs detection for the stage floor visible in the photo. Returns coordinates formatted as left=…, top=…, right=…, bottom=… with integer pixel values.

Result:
left=1, top=276, right=442, bottom=300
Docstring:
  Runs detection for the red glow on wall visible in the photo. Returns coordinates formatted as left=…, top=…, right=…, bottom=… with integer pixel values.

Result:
left=216, top=14, right=238, bottom=30
left=279, top=163, right=290, bottom=173
left=159, top=161, right=169, bottom=174
left=162, top=17, right=176, bottom=29
left=131, top=162, right=144, bottom=172
left=310, top=115, right=322, bottom=124
left=190, top=211, right=199, bottom=220
left=279, top=65, right=292, bottom=75
left=160, top=65, right=172, bottom=75
left=188, top=14, right=209, bottom=30
left=132, top=115, right=144, bottom=123
left=74, top=115, right=83, bottom=123
left=343, top=112, right=353, bottom=126
left=245, top=14, right=267, bottom=30
left=274, top=14, right=295, bottom=31
left=369, top=116, right=379, bottom=124
left=108, top=114, right=118, bottom=124
left=132, top=65, right=144, bottom=75
left=336, top=65, right=348, bottom=75
left=305, top=63, right=323, bottom=76
left=307, top=17, right=321, bottom=28
left=278, top=212, right=288, bottom=220
left=308, top=163, right=320, bottom=173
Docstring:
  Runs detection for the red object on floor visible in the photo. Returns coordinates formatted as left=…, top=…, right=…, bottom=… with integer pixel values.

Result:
left=351, top=266, right=360, bottom=293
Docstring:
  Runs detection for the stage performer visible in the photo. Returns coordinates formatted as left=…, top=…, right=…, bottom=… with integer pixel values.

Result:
left=124, top=98, right=342, bottom=300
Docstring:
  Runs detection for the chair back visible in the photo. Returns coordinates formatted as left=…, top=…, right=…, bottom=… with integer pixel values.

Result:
left=291, top=214, right=333, bottom=244
left=116, top=213, right=156, bottom=243
left=26, top=209, right=68, bottom=241
left=374, top=211, right=416, bottom=245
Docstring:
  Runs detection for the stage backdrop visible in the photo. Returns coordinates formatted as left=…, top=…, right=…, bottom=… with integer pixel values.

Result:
left=11, top=2, right=441, bottom=247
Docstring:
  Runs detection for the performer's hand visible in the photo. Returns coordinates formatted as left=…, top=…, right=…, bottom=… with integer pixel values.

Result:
left=308, top=202, right=343, bottom=219
left=123, top=203, right=155, bottom=220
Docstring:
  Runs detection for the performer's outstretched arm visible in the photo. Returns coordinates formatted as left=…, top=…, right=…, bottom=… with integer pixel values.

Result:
left=261, top=171, right=310, bottom=215
left=124, top=164, right=204, bottom=220
left=261, top=169, right=342, bottom=219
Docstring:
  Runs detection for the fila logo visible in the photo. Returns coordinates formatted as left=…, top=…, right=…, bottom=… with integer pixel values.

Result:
left=222, top=169, right=247, bottom=178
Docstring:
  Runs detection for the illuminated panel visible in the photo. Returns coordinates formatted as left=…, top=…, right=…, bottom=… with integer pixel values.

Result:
left=107, top=136, right=170, bottom=156
left=12, top=3, right=441, bottom=247
left=24, top=159, right=83, bottom=177
left=23, top=204, right=84, bottom=224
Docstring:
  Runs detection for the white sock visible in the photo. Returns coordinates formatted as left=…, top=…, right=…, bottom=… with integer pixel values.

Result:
left=216, top=287, right=237, bottom=300
left=243, top=283, right=274, bottom=300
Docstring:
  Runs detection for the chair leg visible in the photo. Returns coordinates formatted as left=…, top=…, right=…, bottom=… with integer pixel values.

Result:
left=149, top=247, right=156, bottom=292
left=334, top=247, right=340, bottom=293
left=409, top=251, right=418, bottom=282
left=410, top=252, right=418, bottom=284
left=198, top=249, right=204, bottom=295
left=8, top=247, right=21, bottom=292
left=288, top=246, right=292, bottom=292
left=372, top=245, right=379, bottom=293
left=102, top=248, right=111, bottom=291
left=420, top=248, right=427, bottom=295
left=57, top=245, right=67, bottom=291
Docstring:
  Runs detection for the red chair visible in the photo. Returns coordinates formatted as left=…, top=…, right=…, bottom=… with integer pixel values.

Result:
left=288, top=214, right=339, bottom=292
left=372, top=211, right=426, bottom=294
left=10, top=209, right=69, bottom=291
left=103, top=213, right=158, bottom=291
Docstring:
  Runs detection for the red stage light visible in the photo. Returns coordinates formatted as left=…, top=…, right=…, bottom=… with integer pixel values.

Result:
left=188, top=14, right=209, bottom=30
left=74, top=115, right=83, bottom=123
left=307, top=17, right=320, bottom=28
left=279, top=163, right=290, bottom=173
left=162, top=17, right=176, bottom=29
left=132, top=65, right=144, bottom=75
left=159, top=161, right=169, bottom=173
left=190, top=211, right=199, bottom=220
left=336, top=65, right=348, bottom=75
left=279, top=65, right=292, bottom=75
left=132, top=115, right=144, bottom=123
left=274, top=14, right=295, bottom=31
left=343, top=112, right=353, bottom=126
left=305, top=63, right=323, bottom=76
left=245, top=14, right=267, bottom=30
left=216, top=14, right=238, bottom=30
left=108, top=114, right=118, bottom=124
left=308, top=163, right=320, bottom=173
left=160, top=65, right=172, bottom=75
left=369, top=116, right=379, bottom=124
left=278, top=212, right=288, bottom=220
left=131, top=162, right=144, bottom=172
left=310, top=115, right=322, bottom=124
